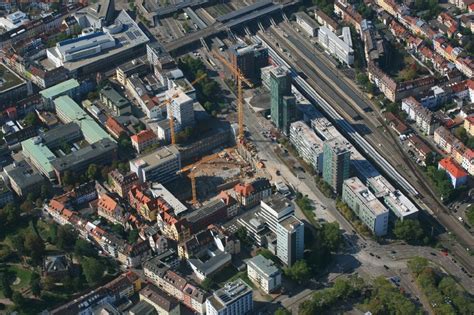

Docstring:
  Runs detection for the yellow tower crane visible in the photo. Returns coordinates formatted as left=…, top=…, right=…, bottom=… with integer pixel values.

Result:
left=159, top=73, right=207, bottom=145
left=211, top=50, right=253, bottom=141
left=178, top=148, right=235, bottom=205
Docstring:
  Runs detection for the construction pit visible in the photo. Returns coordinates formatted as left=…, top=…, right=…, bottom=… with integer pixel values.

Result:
left=168, top=146, right=270, bottom=206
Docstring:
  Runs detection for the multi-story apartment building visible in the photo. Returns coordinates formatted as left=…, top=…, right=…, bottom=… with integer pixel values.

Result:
left=233, top=178, right=272, bottom=209
left=342, top=177, right=389, bottom=236
left=130, top=145, right=181, bottom=183
left=108, top=170, right=139, bottom=198
left=434, top=126, right=456, bottom=154
left=438, top=157, right=468, bottom=188
left=131, top=129, right=158, bottom=154
left=323, top=138, right=351, bottom=193
left=246, top=255, right=281, bottom=294
left=289, top=121, right=325, bottom=173
left=206, top=279, right=253, bottom=315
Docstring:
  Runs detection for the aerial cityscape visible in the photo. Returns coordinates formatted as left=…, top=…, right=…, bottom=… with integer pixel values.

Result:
left=0, top=0, right=473, bottom=314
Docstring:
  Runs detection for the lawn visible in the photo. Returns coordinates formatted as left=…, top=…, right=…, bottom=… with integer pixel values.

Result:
left=0, top=264, right=33, bottom=298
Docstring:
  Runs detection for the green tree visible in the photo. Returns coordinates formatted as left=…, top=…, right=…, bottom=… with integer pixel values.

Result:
left=20, top=200, right=34, bottom=213
left=82, top=257, right=105, bottom=286
left=87, top=164, right=98, bottom=181
left=1, top=203, right=20, bottom=228
left=407, top=256, right=429, bottom=276
left=62, top=170, right=75, bottom=187
left=466, top=205, right=474, bottom=226
left=274, top=307, right=291, bottom=315
left=393, top=219, right=424, bottom=244
left=127, top=229, right=139, bottom=243
left=10, top=234, right=25, bottom=256
left=30, top=272, right=41, bottom=297
left=201, top=277, right=215, bottom=291
left=235, top=226, right=252, bottom=247
left=283, top=260, right=311, bottom=283
left=454, top=127, right=468, bottom=143
left=23, top=112, right=38, bottom=127
left=24, top=232, right=45, bottom=265
left=320, top=222, right=343, bottom=252
left=1, top=274, right=13, bottom=299
left=74, top=239, right=97, bottom=258
left=12, top=292, right=26, bottom=309
left=57, top=225, right=77, bottom=250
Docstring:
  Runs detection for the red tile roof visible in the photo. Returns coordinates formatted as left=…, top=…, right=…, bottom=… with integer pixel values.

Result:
left=234, top=182, right=254, bottom=197
left=439, top=158, right=468, bottom=179
left=131, top=129, right=156, bottom=145
left=106, top=117, right=126, bottom=137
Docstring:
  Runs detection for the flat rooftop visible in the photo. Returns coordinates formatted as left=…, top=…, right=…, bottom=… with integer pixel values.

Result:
left=344, top=177, right=388, bottom=216
left=247, top=254, right=280, bottom=278
left=131, top=145, right=179, bottom=168
left=39, top=79, right=79, bottom=99
left=0, top=63, right=25, bottom=93
left=295, top=11, right=319, bottom=29
left=57, top=10, right=149, bottom=71
left=279, top=215, right=303, bottom=231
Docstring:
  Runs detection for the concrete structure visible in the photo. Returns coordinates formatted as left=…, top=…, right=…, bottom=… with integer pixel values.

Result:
left=21, top=137, right=57, bottom=180
left=318, top=25, right=354, bottom=65
left=289, top=121, right=325, bottom=173
left=3, top=160, right=44, bottom=197
left=51, top=138, right=118, bottom=183
left=47, top=32, right=117, bottom=68
left=0, top=11, right=29, bottom=32
left=276, top=215, right=304, bottom=267
left=54, top=95, right=114, bottom=144
left=323, top=138, right=351, bottom=193
left=367, top=175, right=419, bottom=221
left=130, top=145, right=181, bottom=183
left=246, top=255, right=281, bottom=294
left=259, top=194, right=294, bottom=233
left=206, top=279, right=253, bottom=315
left=295, top=11, right=319, bottom=37
left=0, top=63, right=31, bottom=105
left=100, top=84, right=131, bottom=116
left=53, top=9, right=149, bottom=76
left=270, top=66, right=296, bottom=134
left=229, top=43, right=268, bottom=82
left=342, top=177, right=389, bottom=236
left=40, top=79, right=80, bottom=108
left=166, top=88, right=195, bottom=130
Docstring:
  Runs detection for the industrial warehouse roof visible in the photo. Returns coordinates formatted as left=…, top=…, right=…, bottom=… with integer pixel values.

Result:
left=54, top=95, right=114, bottom=144
left=21, top=137, right=56, bottom=175
left=39, top=79, right=79, bottom=99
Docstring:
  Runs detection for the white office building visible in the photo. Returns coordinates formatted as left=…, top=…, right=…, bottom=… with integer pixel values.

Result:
left=47, top=32, right=117, bottom=67
left=258, top=194, right=294, bottom=232
left=318, top=25, right=354, bottom=65
left=342, top=177, right=389, bottom=236
left=130, top=145, right=181, bottom=184
left=247, top=255, right=281, bottom=294
left=295, top=11, right=319, bottom=37
left=166, top=88, right=195, bottom=130
left=289, top=121, right=325, bottom=173
left=206, top=279, right=253, bottom=315
left=276, top=215, right=304, bottom=266
left=0, top=11, right=29, bottom=32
